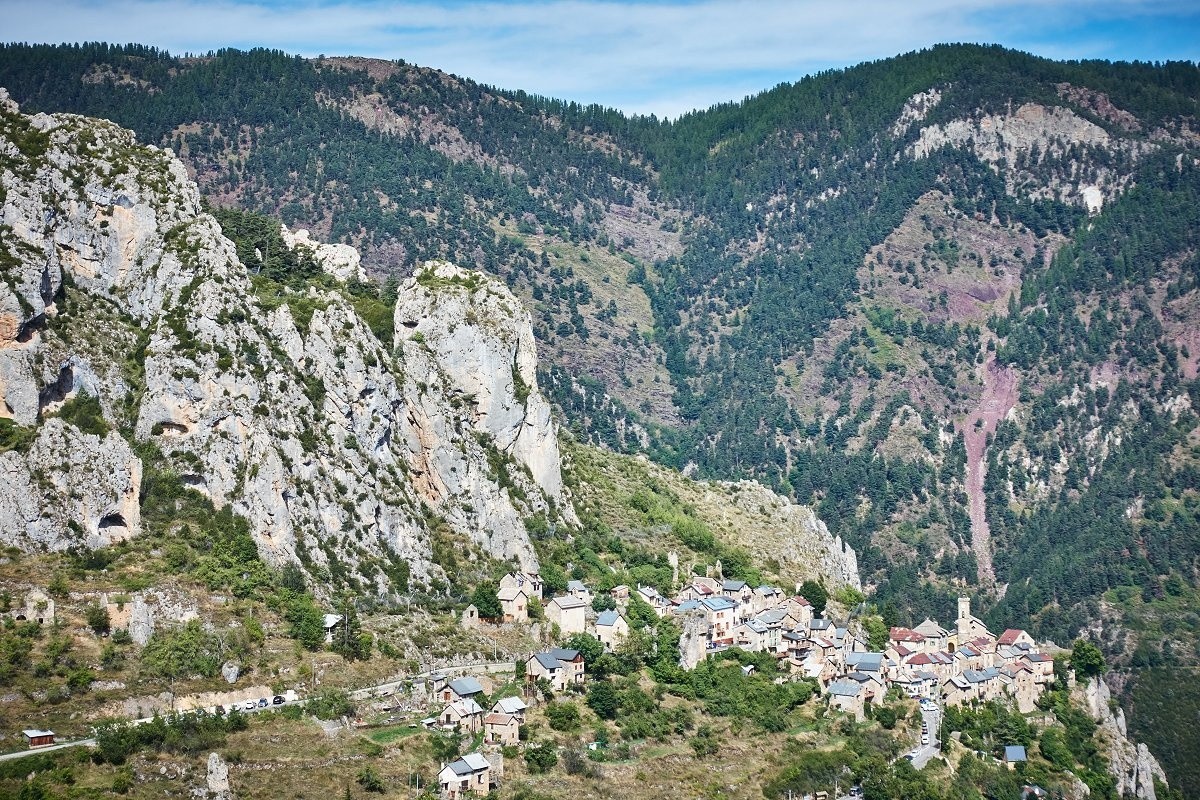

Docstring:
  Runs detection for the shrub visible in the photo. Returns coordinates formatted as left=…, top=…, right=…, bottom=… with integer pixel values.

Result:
left=546, top=701, right=580, bottom=731
left=85, top=603, right=111, bottom=635
left=524, top=741, right=558, bottom=774
left=356, top=766, right=385, bottom=793
left=306, top=689, right=356, bottom=721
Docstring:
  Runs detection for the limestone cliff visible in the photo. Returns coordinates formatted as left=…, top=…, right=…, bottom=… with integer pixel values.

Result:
left=906, top=100, right=1152, bottom=210
left=1078, top=676, right=1169, bottom=800
left=0, top=89, right=568, bottom=584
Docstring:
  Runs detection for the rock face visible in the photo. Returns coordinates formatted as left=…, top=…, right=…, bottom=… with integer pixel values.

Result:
left=280, top=224, right=367, bottom=283
left=703, top=479, right=860, bottom=591
left=0, top=420, right=141, bottom=550
left=394, top=261, right=569, bottom=502
left=203, top=752, right=233, bottom=800
left=908, top=101, right=1151, bottom=207
left=0, top=90, right=570, bottom=584
left=1079, top=676, right=1168, bottom=800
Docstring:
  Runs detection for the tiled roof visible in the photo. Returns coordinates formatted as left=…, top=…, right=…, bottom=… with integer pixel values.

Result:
left=596, top=610, right=620, bottom=627
left=532, top=652, right=562, bottom=670
left=700, top=596, right=737, bottom=612
left=998, top=628, right=1027, bottom=645
left=494, top=697, right=527, bottom=714
left=448, top=677, right=484, bottom=696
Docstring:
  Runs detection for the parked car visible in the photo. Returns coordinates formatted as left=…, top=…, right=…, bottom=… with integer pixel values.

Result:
left=243, top=700, right=256, bottom=711
left=257, top=698, right=269, bottom=708
left=272, top=695, right=285, bottom=705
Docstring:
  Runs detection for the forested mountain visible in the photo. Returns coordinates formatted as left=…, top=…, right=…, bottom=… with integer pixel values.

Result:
left=3, top=41, right=1199, bottom=792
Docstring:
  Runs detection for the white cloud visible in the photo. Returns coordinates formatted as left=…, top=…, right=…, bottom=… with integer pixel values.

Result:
left=4, top=0, right=1197, bottom=116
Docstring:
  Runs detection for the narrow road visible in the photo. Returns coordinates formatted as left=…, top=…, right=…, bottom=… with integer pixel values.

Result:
left=0, top=659, right=518, bottom=762
left=911, top=702, right=942, bottom=769
left=959, top=353, right=1018, bottom=586
left=0, top=738, right=96, bottom=762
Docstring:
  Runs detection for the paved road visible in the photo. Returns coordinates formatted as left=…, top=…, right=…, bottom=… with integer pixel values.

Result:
left=349, top=660, right=515, bottom=702
left=0, top=738, right=96, bottom=762
left=0, top=659, right=517, bottom=762
left=911, top=702, right=942, bottom=769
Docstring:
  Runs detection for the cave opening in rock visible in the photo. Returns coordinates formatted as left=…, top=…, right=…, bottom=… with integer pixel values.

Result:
left=98, top=513, right=127, bottom=530
left=16, top=314, right=46, bottom=344
left=152, top=421, right=190, bottom=436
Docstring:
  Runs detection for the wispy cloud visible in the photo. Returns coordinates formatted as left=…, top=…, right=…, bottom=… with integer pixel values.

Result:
left=5, top=0, right=1199, bottom=116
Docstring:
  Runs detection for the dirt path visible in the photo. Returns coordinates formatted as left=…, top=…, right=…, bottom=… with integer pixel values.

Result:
left=960, top=354, right=1019, bottom=586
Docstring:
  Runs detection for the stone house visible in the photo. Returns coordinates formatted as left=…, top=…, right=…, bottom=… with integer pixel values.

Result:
left=546, top=595, right=587, bottom=635
left=827, top=680, right=865, bottom=720
left=594, top=609, right=629, bottom=652
left=700, top=596, right=737, bottom=646
left=675, top=578, right=718, bottom=604
left=784, top=596, right=814, bottom=629
left=752, top=585, right=784, bottom=613
left=1021, top=652, right=1055, bottom=684
left=491, top=696, right=527, bottom=722
left=441, top=698, right=484, bottom=733
left=460, top=604, right=480, bottom=630
left=997, top=628, right=1036, bottom=649
left=438, top=752, right=493, bottom=799
left=483, top=712, right=519, bottom=745
left=497, top=585, right=530, bottom=623
left=437, top=676, right=485, bottom=704
left=999, top=662, right=1039, bottom=713
left=913, top=618, right=950, bottom=653
left=637, top=585, right=672, bottom=617
left=526, top=648, right=585, bottom=693
left=566, top=580, right=593, bottom=605
left=10, top=589, right=54, bottom=625
left=500, top=571, right=543, bottom=599
left=721, top=580, right=754, bottom=618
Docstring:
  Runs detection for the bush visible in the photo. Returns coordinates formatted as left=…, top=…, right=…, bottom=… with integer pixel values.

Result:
left=306, top=689, right=356, bottom=721
left=586, top=681, right=619, bottom=720
left=93, top=710, right=246, bottom=765
left=139, top=620, right=223, bottom=680
left=546, top=701, right=580, bottom=731
left=85, top=603, right=111, bottom=635
left=524, top=741, right=558, bottom=774
left=356, top=766, right=385, bottom=793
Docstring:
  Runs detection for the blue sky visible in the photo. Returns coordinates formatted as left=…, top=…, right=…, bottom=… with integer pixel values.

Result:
left=6, top=0, right=1199, bottom=117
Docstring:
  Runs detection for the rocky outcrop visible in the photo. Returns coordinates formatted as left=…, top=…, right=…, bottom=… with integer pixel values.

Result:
left=908, top=101, right=1151, bottom=208
left=702, top=479, right=860, bottom=590
left=1079, top=676, right=1168, bottom=800
left=0, top=90, right=569, bottom=585
left=202, top=752, right=234, bottom=800
left=394, top=261, right=569, bottom=503
left=281, top=224, right=367, bottom=283
left=0, top=419, right=141, bottom=550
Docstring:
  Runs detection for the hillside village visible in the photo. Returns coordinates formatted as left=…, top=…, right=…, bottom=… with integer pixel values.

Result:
left=427, top=572, right=1058, bottom=797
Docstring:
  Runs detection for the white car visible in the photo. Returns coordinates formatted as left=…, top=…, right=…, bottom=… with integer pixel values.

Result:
left=243, top=700, right=257, bottom=711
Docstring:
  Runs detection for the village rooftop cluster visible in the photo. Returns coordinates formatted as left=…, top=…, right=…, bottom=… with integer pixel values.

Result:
left=428, top=572, right=1057, bottom=796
